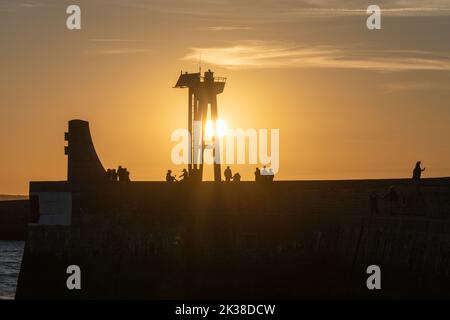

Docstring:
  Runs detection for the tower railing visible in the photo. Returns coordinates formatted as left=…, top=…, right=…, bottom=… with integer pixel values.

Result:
left=200, top=76, right=227, bottom=83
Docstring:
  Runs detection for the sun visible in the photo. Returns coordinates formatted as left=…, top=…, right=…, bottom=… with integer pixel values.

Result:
left=205, top=119, right=228, bottom=139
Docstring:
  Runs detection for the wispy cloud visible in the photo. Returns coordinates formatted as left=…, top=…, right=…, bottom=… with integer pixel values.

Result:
left=281, top=7, right=450, bottom=17
left=109, top=0, right=450, bottom=19
left=183, top=41, right=450, bottom=71
left=83, top=49, right=153, bottom=56
left=205, top=26, right=253, bottom=31
left=85, top=38, right=153, bottom=55
left=382, top=81, right=450, bottom=93
left=89, top=38, right=150, bottom=43
left=0, top=0, right=44, bottom=12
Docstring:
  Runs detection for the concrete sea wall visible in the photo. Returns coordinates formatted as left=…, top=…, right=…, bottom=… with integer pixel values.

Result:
left=16, top=179, right=450, bottom=299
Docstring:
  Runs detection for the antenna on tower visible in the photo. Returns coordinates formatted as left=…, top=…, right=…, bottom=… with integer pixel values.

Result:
left=199, top=54, right=202, bottom=74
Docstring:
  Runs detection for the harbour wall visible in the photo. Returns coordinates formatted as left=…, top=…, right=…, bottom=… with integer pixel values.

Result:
left=16, top=178, right=450, bottom=299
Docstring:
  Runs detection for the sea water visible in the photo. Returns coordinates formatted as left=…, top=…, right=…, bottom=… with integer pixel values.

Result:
left=0, top=241, right=24, bottom=300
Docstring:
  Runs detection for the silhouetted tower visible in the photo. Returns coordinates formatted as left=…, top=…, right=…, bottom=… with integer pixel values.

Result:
left=64, top=120, right=106, bottom=184
left=174, top=69, right=226, bottom=182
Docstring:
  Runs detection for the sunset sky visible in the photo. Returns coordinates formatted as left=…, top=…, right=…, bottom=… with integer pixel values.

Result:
left=1, top=0, right=450, bottom=194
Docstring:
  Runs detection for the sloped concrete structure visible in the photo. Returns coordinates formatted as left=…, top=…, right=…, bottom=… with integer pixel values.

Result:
left=65, top=119, right=105, bottom=184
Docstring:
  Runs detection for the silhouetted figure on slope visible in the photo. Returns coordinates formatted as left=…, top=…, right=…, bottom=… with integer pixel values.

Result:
left=254, top=167, right=261, bottom=182
left=166, top=170, right=176, bottom=183
left=232, top=172, right=241, bottom=182
left=180, top=169, right=189, bottom=182
left=224, top=166, right=232, bottom=182
left=412, top=161, right=425, bottom=183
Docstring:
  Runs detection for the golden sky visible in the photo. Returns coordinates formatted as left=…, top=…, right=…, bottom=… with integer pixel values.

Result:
left=1, top=0, right=450, bottom=194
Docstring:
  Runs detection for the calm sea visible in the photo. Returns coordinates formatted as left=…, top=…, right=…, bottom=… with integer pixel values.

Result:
left=0, top=241, right=24, bottom=300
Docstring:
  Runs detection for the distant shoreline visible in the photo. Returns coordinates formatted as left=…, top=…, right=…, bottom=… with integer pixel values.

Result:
left=0, top=195, right=28, bottom=202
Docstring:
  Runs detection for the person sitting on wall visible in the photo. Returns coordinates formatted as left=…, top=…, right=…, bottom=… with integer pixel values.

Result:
left=111, top=169, right=118, bottom=181
left=179, top=169, right=189, bottom=182
left=260, top=166, right=275, bottom=182
left=261, top=165, right=271, bottom=182
left=261, top=166, right=269, bottom=177
left=254, top=167, right=261, bottom=182
left=166, top=170, right=176, bottom=183
left=224, top=166, right=232, bottom=182
left=117, top=166, right=124, bottom=181
left=232, top=172, right=241, bottom=182
left=117, top=166, right=130, bottom=182
left=123, top=168, right=130, bottom=182
left=106, top=169, right=118, bottom=181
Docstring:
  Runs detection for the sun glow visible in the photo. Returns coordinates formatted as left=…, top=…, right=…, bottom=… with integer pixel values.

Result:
left=205, top=119, right=227, bottom=139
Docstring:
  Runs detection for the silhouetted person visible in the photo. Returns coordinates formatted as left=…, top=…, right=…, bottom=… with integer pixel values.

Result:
left=166, top=170, right=176, bottom=183
left=412, top=161, right=425, bottom=183
left=254, top=167, right=261, bottom=182
left=117, top=166, right=130, bottom=182
left=106, top=169, right=116, bottom=181
left=232, top=172, right=241, bottom=182
left=117, top=166, right=124, bottom=180
left=370, top=191, right=379, bottom=216
left=261, top=166, right=269, bottom=177
left=123, top=168, right=130, bottom=182
left=224, top=166, right=232, bottom=182
left=111, top=169, right=118, bottom=181
left=180, top=169, right=189, bottom=182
